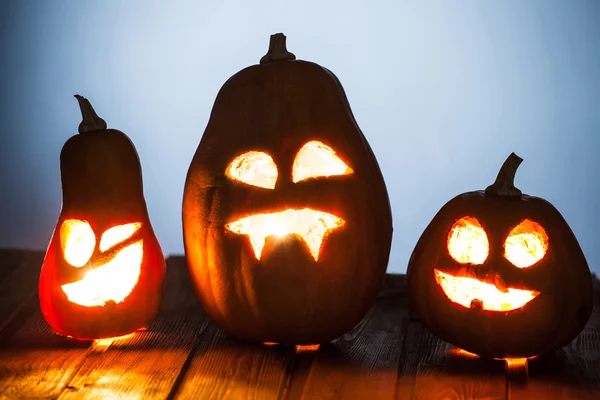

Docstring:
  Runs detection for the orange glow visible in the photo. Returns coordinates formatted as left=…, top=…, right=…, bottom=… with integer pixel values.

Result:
left=263, top=342, right=320, bottom=351
left=434, top=270, right=539, bottom=311
left=226, top=208, right=344, bottom=261
left=62, top=240, right=143, bottom=307
left=504, top=219, right=548, bottom=268
left=95, top=332, right=136, bottom=347
left=452, top=348, right=533, bottom=370
left=100, top=222, right=142, bottom=252
left=452, top=348, right=480, bottom=358
left=226, top=151, right=278, bottom=189
left=60, top=219, right=95, bottom=267
left=447, top=217, right=489, bottom=265
left=296, top=344, right=320, bottom=352
left=506, top=358, right=528, bottom=367
left=292, top=141, right=353, bottom=183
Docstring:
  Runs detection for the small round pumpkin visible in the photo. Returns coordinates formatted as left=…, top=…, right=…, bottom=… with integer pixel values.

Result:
left=39, top=95, right=166, bottom=340
left=407, top=153, right=593, bottom=359
left=182, top=33, right=393, bottom=345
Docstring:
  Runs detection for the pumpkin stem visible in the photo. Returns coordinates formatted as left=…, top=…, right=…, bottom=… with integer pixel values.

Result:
left=260, top=33, right=296, bottom=64
left=485, top=153, right=523, bottom=197
left=74, top=94, right=107, bottom=134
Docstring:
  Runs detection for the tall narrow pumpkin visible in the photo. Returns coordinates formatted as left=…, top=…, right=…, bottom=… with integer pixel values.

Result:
left=182, top=33, right=393, bottom=345
left=39, top=95, right=166, bottom=340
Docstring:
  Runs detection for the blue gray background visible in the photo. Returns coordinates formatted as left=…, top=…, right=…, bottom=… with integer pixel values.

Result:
left=1, top=0, right=599, bottom=274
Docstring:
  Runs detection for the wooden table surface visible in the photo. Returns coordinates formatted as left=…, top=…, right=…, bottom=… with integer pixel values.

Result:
left=0, top=249, right=598, bottom=400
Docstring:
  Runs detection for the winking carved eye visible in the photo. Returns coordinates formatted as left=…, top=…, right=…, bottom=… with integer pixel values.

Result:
left=60, top=221, right=144, bottom=307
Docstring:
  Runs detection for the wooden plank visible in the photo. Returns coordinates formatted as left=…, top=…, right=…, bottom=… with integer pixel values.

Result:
left=507, top=280, right=600, bottom=400
left=171, top=324, right=297, bottom=400
left=57, top=256, right=209, bottom=400
left=396, top=322, right=507, bottom=400
left=0, top=250, right=96, bottom=399
left=0, top=249, right=45, bottom=333
left=0, top=312, right=95, bottom=399
left=291, top=275, right=408, bottom=400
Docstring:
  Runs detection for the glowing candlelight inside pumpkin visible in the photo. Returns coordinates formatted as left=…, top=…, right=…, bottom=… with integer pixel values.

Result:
left=292, top=141, right=353, bottom=183
left=226, top=209, right=344, bottom=261
left=504, top=219, right=548, bottom=268
left=447, top=217, right=490, bottom=265
left=434, top=270, right=539, bottom=312
left=60, top=221, right=144, bottom=307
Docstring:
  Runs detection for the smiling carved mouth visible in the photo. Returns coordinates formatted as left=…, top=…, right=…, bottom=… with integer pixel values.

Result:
left=434, top=269, right=540, bottom=312
left=62, top=241, right=143, bottom=307
left=226, top=208, right=344, bottom=261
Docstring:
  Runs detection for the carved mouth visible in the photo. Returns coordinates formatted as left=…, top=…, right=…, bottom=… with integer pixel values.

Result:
left=226, top=208, right=344, bottom=261
left=434, top=269, right=539, bottom=312
left=62, top=241, right=143, bottom=307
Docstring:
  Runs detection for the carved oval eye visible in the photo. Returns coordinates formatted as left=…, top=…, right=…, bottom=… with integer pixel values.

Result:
left=504, top=219, right=548, bottom=268
left=60, top=219, right=96, bottom=267
left=447, top=217, right=489, bottom=265
left=100, top=222, right=142, bottom=252
left=226, top=151, right=278, bottom=189
left=292, top=141, right=353, bottom=183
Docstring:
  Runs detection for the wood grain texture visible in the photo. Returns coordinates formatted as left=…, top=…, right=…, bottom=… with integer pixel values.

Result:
left=0, top=312, right=94, bottom=399
left=507, top=280, right=600, bottom=400
left=0, top=249, right=45, bottom=334
left=1, top=251, right=600, bottom=400
left=0, top=249, right=91, bottom=400
left=396, top=322, right=507, bottom=400
left=58, top=256, right=208, bottom=400
left=292, top=275, right=408, bottom=400
left=171, top=324, right=297, bottom=400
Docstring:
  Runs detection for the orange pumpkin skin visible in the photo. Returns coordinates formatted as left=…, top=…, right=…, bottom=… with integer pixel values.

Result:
left=182, top=34, right=393, bottom=345
left=407, top=153, right=593, bottom=359
left=39, top=96, right=166, bottom=340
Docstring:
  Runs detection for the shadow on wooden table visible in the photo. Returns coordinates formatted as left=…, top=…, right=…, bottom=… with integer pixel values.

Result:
left=0, top=252, right=598, bottom=400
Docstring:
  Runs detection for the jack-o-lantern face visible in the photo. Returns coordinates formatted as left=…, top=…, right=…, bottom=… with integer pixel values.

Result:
left=224, top=141, right=351, bottom=261
left=182, top=34, right=393, bottom=345
left=434, top=217, right=547, bottom=312
left=39, top=95, right=166, bottom=340
left=407, top=153, right=593, bottom=359
left=59, top=219, right=143, bottom=307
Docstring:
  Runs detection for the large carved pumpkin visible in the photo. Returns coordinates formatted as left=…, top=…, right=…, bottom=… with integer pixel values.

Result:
left=407, top=153, right=593, bottom=359
left=39, top=95, right=166, bottom=340
left=182, top=33, right=393, bottom=345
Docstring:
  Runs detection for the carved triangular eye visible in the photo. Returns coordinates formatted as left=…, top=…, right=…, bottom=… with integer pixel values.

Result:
left=504, top=219, right=548, bottom=268
left=60, top=219, right=96, bottom=267
left=292, top=141, right=353, bottom=183
left=226, top=151, right=278, bottom=189
left=99, top=222, right=142, bottom=252
left=447, top=217, right=489, bottom=265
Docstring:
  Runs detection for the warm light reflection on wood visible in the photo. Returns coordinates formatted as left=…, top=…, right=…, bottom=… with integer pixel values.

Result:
left=296, top=344, right=320, bottom=352
left=263, top=343, right=320, bottom=352
left=447, top=217, right=489, bottom=265
left=292, top=141, right=353, bottom=183
left=505, top=358, right=528, bottom=367
left=226, top=208, right=344, bottom=260
left=94, top=332, right=136, bottom=348
left=504, top=219, right=548, bottom=268
left=226, top=151, right=278, bottom=189
left=452, top=348, right=534, bottom=374
left=452, top=348, right=480, bottom=358
left=434, top=270, right=539, bottom=312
